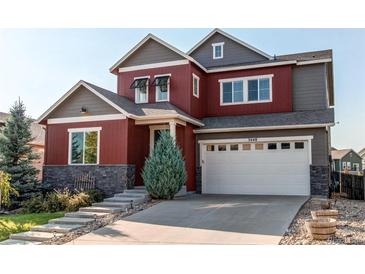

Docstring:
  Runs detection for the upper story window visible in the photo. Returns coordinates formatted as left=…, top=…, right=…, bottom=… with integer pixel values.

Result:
left=212, top=42, right=224, bottom=59
left=68, top=127, right=101, bottom=165
left=152, top=74, right=170, bottom=102
left=219, top=74, right=273, bottom=105
left=130, top=76, right=149, bottom=104
left=192, top=73, right=200, bottom=98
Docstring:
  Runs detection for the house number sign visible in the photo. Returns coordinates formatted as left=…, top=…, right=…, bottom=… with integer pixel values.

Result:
left=248, top=138, right=257, bottom=142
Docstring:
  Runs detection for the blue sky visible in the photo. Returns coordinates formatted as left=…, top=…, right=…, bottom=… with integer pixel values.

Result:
left=0, top=29, right=364, bottom=151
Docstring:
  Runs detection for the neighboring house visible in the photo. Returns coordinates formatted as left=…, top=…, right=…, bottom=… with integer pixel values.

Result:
left=331, top=149, right=363, bottom=173
left=0, top=111, right=45, bottom=180
left=358, top=147, right=365, bottom=170
left=37, top=29, right=335, bottom=197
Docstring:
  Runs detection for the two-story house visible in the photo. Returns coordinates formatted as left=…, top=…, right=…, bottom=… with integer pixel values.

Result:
left=37, top=29, right=335, bottom=197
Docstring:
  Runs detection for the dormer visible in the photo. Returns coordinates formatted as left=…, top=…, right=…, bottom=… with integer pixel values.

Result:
left=188, top=29, right=272, bottom=69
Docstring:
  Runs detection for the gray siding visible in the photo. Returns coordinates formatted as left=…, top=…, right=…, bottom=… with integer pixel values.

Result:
left=292, top=64, right=328, bottom=111
left=196, top=127, right=330, bottom=167
left=341, top=152, right=363, bottom=171
left=121, top=39, right=185, bottom=67
left=49, top=86, right=120, bottom=118
left=190, top=32, right=268, bottom=68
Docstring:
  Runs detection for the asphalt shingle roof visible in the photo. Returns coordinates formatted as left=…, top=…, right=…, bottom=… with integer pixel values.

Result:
left=331, top=149, right=352, bottom=160
left=201, top=108, right=334, bottom=129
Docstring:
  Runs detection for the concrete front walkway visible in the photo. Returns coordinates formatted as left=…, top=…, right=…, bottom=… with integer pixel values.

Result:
left=68, top=195, right=307, bottom=245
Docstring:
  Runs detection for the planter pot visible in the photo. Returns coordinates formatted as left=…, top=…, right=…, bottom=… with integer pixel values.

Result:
left=305, top=218, right=337, bottom=240
left=311, top=210, right=339, bottom=220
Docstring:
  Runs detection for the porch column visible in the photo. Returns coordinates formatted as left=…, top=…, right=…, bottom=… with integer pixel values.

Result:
left=169, top=121, right=176, bottom=141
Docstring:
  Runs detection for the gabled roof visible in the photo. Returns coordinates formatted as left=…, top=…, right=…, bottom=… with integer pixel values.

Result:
left=37, top=80, right=204, bottom=127
left=109, top=33, right=206, bottom=73
left=358, top=147, right=365, bottom=157
left=331, top=149, right=361, bottom=160
left=187, top=28, right=272, bottom=59
left=277, top=49, right=332, bottom=62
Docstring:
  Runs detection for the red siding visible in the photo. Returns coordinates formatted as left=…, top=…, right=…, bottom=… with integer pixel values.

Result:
left=45, top=119, right=129, bottom=165
left=189, top=63, right=207, bottom=118
left=206, top=65, right=293, bottom=117
left=127, top=120, right=150, bottom=186
left=118, top=64, right=191, bottom=114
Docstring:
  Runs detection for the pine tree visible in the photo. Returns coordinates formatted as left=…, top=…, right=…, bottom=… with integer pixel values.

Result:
left=142, top=130, right=187, bottom=199
left=0, top=99, right=39, bottom=205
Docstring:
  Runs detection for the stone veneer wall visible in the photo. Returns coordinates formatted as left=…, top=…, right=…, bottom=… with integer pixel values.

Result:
left=310, top=165, right=330, bottom=197
left=43, top=165, right=135, bottom=197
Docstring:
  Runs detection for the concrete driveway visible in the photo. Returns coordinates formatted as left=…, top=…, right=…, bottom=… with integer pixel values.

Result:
left=68, top=195, right=307, bottom=245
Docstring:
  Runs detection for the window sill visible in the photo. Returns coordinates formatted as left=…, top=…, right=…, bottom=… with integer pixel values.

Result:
left=156, top=99, right=169, bottom=102
left=220, top=99, right=272, bottom=106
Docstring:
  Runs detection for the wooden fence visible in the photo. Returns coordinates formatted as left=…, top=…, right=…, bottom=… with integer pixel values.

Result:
left=331, top=171, right=364, bottom=200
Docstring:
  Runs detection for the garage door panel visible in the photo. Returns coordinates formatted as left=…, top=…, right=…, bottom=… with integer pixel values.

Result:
left=202, top=140, right=310, bottom=196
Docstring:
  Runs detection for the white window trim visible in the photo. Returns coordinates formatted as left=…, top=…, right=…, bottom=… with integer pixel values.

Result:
left=212, top=42, right=224, bottom=59
left=68, top=127, right=101, bottom=165
left=219, top=74, right=273, bottom=106
left=134, top=76, right=150, bottom=104
left=192, top=73, right=200, bottom=98
left=154, top=74, right=170, bottom=102
left=149, top=125, right=170, bottom=153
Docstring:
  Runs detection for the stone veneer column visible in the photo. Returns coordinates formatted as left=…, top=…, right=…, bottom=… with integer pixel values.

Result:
left=310, top=165, right=330, bottom=197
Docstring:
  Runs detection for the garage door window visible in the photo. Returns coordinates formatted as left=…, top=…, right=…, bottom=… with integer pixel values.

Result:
left=242, top=144, right=251, bottom=150
left=295, top=142, right=304, bottom=149
left=281, top=143, right=290, bottom=149
left=230, top=144, right=239, bottom=151
left=268, top=143, right=277, bottom=150
left=207, top=145, right=215, bottom=151
left=218, top=145, right=226, bottom=151
left=255, top=143, right=263, bottom=150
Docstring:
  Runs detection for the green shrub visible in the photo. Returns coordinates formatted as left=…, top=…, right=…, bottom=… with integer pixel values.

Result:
left=85, top=189, right=104, bottom=203
left=142, top=131, right=187, bottom=199
left=43, top=191, right=68, bottom=212
left=66, top=191, right=90, bottom=212
left=21, top=195, right=45, bottom=213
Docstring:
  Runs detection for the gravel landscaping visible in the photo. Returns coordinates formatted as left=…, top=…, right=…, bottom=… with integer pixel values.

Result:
left=280, top=198, right=365, bottom=245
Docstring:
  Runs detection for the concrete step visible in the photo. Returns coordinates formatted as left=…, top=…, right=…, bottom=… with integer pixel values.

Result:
left=92, top=202, right=131, bottom=210
left=124, top=189, right=148, bottom=194
left=108, top=196, right=146, bottom=204
left=0, top=239, right=43, bottom=245
left=31, top=223, right=84, bottom=233
left=48, top=217, right=95, bottom=225
left=134, top=186, right=146, bottom=190
left=10, top=231, right=63, bottom=242
left=65, top=211, right=110, bottom=219
left=79, top=206, right=124, bottom=213
left=114, top=193, right=147, bottom=198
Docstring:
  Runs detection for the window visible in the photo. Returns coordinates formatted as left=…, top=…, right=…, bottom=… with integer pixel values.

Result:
left=152, top=75, right=170, bottom=102
left=212, top=42, right=224, bottom=59
left=248, top=78, right=271, bottom=102
left=353, top=163, right=360, bottom=171
left=220, top=75, right=273, bottom=105
left=222, top=81, right=244, bottom=104
left=230, top=144, right=239, bottom=151
left=281, top=143, right=290, bottom=149
left=255, top=143, right=264, bottom=150
left=207, top=145, right=215, bottom=151
left=243, top=144, right=251, bottom=150
left=69, top=128, right=100, bottom=165
left=268, top=143, right=277, bottom=150
left=295, top=142, right=304, bottom=149
left=131, top=77, right=149, bottom=103
left=342, top=162, right=347, bottom=170
left=218, top=145, right=226, bottom=151
left=193, top=74, right=200, bottom=98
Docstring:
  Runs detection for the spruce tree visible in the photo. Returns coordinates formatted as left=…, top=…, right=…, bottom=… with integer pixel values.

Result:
left=0, top=99, right=39, bottom=205
left=142, top=130, right=187, bottom=199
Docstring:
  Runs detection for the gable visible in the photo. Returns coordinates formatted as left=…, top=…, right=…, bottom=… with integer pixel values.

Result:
left=120, top=39, right=185, bottom=68
left=342, top=151, right=363, bottom=163
left=189, top=32, right=269, bottom=69
left=48, top=86, right=120, bottom=119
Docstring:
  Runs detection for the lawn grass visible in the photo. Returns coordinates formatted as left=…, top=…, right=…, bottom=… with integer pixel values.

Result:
left=0, top=212, right=64, bottom=241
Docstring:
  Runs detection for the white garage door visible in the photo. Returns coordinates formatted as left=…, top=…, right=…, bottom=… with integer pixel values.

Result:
left=201, top=139, right=311, bottom=196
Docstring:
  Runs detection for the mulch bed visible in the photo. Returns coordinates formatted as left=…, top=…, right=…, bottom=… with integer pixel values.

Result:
left=44, top=199, right=161, bottom=245
left=280, top=198, right=365, bottom=245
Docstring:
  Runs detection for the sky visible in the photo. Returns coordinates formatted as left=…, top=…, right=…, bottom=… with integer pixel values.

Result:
left=0, top=28, right=364, bottom=151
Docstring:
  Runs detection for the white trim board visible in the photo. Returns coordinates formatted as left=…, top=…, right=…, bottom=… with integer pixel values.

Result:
left=194, top=123, right=335, bottom=134
left=187, top=28, right=272, bottom=59
left=48, top=114, right=126, bottom=124
left=198, top=136, right=314, bottom=145
left=119, top=60, right=189, bottom=73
